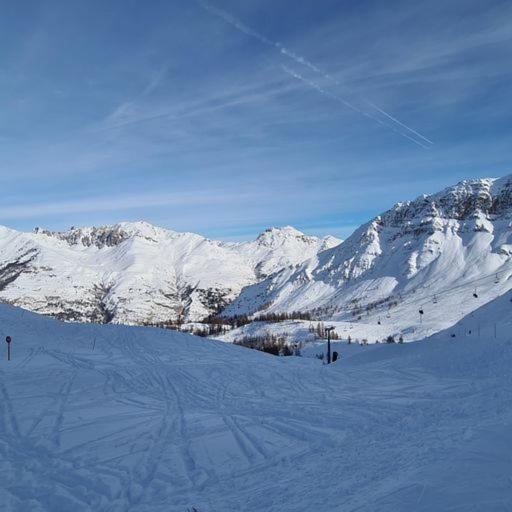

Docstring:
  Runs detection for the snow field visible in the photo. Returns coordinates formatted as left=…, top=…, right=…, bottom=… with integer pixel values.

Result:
left=1, top=299, right=512, bottom=511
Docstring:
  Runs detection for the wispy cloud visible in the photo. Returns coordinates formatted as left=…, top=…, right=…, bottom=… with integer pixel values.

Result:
left=1, top=0, right=511, bottom=240
left=281, top=66, right=431, bottom=149
left=0, top=189, right=255, bottom=221
left=197, top=0, right=434, bottom=148
left=96, top=76, right=297, bottom=133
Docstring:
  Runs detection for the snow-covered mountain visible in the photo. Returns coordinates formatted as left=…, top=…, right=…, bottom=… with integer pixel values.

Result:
left=0, top=221, right=340, bottom=324
left=225, top=175, right=512, bottom=340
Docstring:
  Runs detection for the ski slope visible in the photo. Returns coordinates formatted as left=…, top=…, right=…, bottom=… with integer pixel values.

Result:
left=226, top=176, right=512, bottom=342
left=217, top=264, right=512, bottom=345
left=1, top=302, right=511, bottom=511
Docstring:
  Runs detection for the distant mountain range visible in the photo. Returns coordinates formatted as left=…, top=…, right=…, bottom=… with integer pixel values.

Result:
left=0, top=222, right=340, bottom=324
left=2, top=175, right=512, bottom=339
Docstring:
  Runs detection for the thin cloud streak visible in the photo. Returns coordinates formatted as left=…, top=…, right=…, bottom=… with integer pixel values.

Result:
left=2, top=0, right=510, bottom=240
left=282, top=65, right=363, bottom=116
left=0, top=190, right=253, bottom=221
left=197, top=0, right=433, bottom=148
left=96, top=76, right=297, bottom=133
left=198, top=0, right=332, bottom=76
left=366, top=101, right=434, bottom=145
left=282, top=66, right=431, bottom=149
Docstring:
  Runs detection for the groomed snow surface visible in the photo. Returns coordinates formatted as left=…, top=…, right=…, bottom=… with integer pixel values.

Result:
left=1, top=299, right=512, bottom=511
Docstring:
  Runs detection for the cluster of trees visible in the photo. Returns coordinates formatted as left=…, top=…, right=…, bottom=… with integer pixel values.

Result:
left=142, top=316, right=407, bottom=349
left=202, top=314, right=252, bottom=329
left=185, top=325, right=226, bottom=337
left=138, top=320, right=228, bottom=337
left=308, top=305, right=344, bottom=317
left=203, top=310, right=313, bottom=326
left=138, top=310, right=315, bottom=338
left=138, top=303, right=408, bottom=349
left=346, top=334, right=404, bottom=345
left=308, top=322, right=341, bottom=340
left=233, top=333, right=299, bottom=356
left=254, top=311, right=312, bottom=323
left=374, top=334, right=404, bottom=344
left=350, top=295, right=402, bottom=320
left=140, top=320, right=182, bottom=330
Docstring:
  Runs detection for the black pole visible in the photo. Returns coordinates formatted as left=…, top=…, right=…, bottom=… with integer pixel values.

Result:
left=6, top=336, right=11, bottom=361
left=327, top=329, right=331, bottom=364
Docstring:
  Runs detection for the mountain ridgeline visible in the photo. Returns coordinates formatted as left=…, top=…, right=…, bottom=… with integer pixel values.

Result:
left=0, top=222, right=339, bottom=325
left=225, top=175, right=512, bottom=338
left=2, top=175, right=512, bottom=337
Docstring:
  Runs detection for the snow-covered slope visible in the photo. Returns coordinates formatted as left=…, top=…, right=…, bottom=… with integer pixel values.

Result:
left=0, top=222, right=340, bottom=324
left=1, top=302, right=511, bottom=511
left=226, top=175, right=512, bottom=340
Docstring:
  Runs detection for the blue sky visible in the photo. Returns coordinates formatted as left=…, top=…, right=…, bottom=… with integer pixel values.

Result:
left=1, top=0, right=511, bottom=241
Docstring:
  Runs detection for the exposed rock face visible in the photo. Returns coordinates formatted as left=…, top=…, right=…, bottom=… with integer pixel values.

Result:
left=225, top=175, right=512, bottom=325
left=0, top=222, right=340, bottom=325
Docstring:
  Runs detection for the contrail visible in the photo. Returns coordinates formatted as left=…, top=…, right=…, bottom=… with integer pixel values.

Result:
left=314, top=72, right=434, bottom=147
left=198, top=1, right=329, bottom=77
left=282, top=66, right=364, bottom=116
left=197, top=0, right=274, bottom=46
left=366, top=101, right=434, bottom=145
left=197, top=0, right=433, bottom=148
left=282, top=66, right=431, bottom=149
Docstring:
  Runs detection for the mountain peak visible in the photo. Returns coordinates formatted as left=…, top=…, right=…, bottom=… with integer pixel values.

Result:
left=227, top=173, right=512, bottom=336
left=114, top=221, right=179, bottom=240
left=255, top=226, right=341, bottom=252
left=379, top=174, right=512, bottom=229
left=321, top=235, right=343, bottom=249
left=35, top=221, right=177, bottom=248
left=257, top=226, right=305, bottom=237
left=255, top=226, right=314, bottom=248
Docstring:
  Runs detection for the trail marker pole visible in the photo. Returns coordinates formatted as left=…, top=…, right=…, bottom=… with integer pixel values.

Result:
left=6, top=336, right=11, bottom=361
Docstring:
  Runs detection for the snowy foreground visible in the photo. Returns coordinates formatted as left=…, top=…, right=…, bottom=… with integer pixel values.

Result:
left=1, top=302, right=512, bottom=511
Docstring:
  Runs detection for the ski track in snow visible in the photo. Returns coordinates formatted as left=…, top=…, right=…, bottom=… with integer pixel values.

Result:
left=0, top=303, right=512, bottom=511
